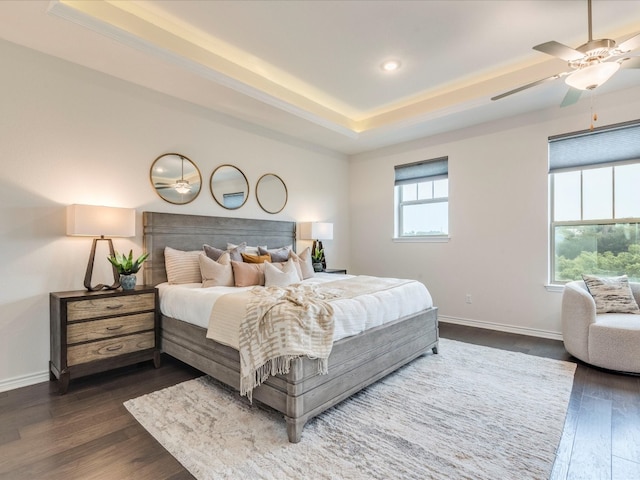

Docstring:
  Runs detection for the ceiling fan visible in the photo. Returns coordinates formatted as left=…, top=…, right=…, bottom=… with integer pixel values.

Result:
left=492, top=0, right=640, bottom=106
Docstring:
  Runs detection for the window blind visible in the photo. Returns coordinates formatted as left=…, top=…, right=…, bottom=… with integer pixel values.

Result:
left=549, top=120, right=640, bottom=173
left=394, top=157, right=448, bottom=186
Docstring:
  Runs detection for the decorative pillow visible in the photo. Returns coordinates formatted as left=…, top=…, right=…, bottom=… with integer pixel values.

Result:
left=227, top=242, right=265, bottom=257
left=582, top=274, right=640, bottom=314
left=164, top=246, right=202, bottom=284
left=241, top=253, right=271, bottom=264
left=231, top=261, right=266, bottom=287
left=288, top=256, right=304, bottom=281
left=204, top=243, right=246, bottom=262
left=258, top=245, right=292, bottom=263
left=199, top=252, right=234, bottom=288
left=203, top=244, right=225, bottom=261
left=290, top=247, right=314, bottom=280
left=264, top=258, right=300, bottom=287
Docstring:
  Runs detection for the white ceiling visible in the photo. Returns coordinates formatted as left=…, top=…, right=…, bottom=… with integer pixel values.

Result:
left=1, top=0, right=639, bottom=154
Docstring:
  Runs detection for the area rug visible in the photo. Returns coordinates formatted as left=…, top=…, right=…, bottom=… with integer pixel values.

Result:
left=124, top=338, right=576, bottom=480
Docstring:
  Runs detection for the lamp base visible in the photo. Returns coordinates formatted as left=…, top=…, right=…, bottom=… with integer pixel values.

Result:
left=84, top=237, right=120, bottom=291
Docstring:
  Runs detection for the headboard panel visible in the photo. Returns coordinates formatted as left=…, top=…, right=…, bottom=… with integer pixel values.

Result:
left=143, top=211, right=297, bottom=285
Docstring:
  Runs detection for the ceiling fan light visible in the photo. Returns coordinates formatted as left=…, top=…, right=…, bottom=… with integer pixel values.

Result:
left=174, top=179, right=191, bottom=194
left=565, top=62, right=620, bottom=90
left=381, top=60, right=401, bottom=72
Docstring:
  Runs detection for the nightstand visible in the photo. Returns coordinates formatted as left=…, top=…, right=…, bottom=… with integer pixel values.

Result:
left=50, top=285, right=160, bottom=394
left=324, top=268, right=347, bottom=274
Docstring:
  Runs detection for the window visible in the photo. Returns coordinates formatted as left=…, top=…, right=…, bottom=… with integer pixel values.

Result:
left=394, top=157, right=448, bottom=238
left=549, top=121, right=640, bottom=283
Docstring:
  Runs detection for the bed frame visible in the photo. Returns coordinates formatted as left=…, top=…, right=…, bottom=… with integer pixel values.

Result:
left=143, top=211, right=439, bottom=442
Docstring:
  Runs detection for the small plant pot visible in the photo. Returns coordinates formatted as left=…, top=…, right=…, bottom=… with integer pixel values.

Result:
left=120, top=274, right=137, bottom=290
left=312, top=263, right=324, bottom=272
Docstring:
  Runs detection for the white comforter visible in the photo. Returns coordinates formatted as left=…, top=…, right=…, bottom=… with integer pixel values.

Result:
left=157, top=273, right=433, bottom=349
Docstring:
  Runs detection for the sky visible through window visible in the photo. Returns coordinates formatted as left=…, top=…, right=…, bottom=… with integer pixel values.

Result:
left=554, top=164, right=640, bottom=221
left=400, top=179, right=448, bottom=235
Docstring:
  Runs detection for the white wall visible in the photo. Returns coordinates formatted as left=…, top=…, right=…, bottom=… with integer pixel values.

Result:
left=349, top=86, right=640, bottom=339
left=0, top=39, right=349, bottom=391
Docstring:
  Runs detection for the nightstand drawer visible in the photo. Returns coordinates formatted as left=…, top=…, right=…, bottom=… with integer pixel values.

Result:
left=67, top=331, right=155, bottom=366
left=67, top=312, right=155, bottom=344
left=67, top=293, right=155, bottom=321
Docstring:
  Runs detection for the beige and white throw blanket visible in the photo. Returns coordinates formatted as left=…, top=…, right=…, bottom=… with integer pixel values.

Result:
left=207, top=276, right=415, bottom=400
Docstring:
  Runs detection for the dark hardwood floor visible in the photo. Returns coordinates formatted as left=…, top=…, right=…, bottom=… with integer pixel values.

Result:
left=0, top=323, right=638, bottom=479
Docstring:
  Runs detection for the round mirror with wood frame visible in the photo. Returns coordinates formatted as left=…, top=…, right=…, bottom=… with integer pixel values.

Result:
left=256, top=173, right=288, bottom=214
left=150, top=153, right=202, bottom=205
left=209, top=164, right=249, bottom=210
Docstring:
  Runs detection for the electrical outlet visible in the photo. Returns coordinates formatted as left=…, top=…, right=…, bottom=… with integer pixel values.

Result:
left=465, top=294, right=472, bottom=304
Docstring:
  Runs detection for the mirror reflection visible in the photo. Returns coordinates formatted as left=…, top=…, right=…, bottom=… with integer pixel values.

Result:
left=210, top=164, right=249, bottom=210
left=150, top=153, right=202, bottom=205
left=256, top=173, right=287, bottom=214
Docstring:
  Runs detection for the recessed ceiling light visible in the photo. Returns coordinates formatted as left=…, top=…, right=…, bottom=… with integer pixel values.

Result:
left=381, top=60, right=401, bottom=72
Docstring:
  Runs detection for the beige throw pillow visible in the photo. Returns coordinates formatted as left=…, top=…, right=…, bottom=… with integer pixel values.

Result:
left=290, top=247, right=314, bottom=279
left=199, top=252, right=234, bottom=288
left=231, top=261, right=266, bottom=287
left=164, top=246, right=202, bottom=284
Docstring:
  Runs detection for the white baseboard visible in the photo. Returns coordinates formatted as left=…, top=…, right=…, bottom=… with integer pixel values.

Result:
left=439, top=315, right=563, bottom=341
left=0, top=371, right=49, bottom=393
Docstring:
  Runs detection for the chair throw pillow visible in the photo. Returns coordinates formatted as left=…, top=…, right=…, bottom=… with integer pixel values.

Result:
left=582, top=274, right=640, bottom=314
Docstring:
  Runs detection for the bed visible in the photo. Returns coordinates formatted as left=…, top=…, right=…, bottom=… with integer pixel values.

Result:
left=143, top=211, right=438, bottom=443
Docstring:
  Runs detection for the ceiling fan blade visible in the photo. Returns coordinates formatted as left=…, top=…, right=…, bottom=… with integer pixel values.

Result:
left=621, top=57, right=640, bottom=69
left=560, top=88, right=582, bottom=107
left=618, top=32, right=640, bottom=53
left=491, top=73, right=567, bottom=101
left=533, top=41, right=584, bottom=61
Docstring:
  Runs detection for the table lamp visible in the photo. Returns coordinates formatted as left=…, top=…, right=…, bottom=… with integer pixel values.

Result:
left=300, top=222, right=333, bottom=270
left=66, top=204, right=136, bottom=291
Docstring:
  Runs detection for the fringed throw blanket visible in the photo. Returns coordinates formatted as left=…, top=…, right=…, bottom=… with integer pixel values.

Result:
left=206, top=276, right=416, bottom=401
left=240, top=284, right=337, bottom=401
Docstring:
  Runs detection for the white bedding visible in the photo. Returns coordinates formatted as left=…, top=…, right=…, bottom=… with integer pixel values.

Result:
left=157, top=273, right=433, bottom=349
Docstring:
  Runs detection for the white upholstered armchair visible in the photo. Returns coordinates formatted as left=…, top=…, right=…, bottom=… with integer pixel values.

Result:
left=561, top=280, right=640, bottom=373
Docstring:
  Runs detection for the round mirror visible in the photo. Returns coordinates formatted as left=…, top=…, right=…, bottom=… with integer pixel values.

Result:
left=210, top=164, right=249, bottom=210
left=150, top=153, right=202, bottom=205
left=256, top=173, right=288, bottom=214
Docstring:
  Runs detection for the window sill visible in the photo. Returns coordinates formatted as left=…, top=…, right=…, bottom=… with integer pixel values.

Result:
left=393, top=236, right=450, bottom=243
left=544, top=284, right=565, bottom=293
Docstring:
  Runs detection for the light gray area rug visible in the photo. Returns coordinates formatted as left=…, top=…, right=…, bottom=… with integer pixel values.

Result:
left=124, top=338, right=576, bottom=480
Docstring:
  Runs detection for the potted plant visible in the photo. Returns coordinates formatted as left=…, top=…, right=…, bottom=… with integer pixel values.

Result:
left=311, top=248, right=324, bottom=272
left=107, top=250, right=149, bottom=290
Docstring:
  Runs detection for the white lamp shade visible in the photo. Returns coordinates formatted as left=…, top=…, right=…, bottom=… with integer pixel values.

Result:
left=300, top=222, right=333, bottom=240
left=565, top=62, right=620, bottom=91
left=66, top=204, right=136, bottom=237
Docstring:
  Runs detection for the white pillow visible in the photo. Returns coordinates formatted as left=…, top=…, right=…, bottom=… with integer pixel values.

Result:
left=264, top=258, right=300, bottom=287
left=199, top=252, right=234, bottom=287
left=164, top=246, right=202, bottom=284
left=227, top=242, right=265, bottom=256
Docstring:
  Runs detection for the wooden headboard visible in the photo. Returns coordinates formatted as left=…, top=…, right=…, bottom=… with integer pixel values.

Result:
left=142, top=211, right=297, bottom=285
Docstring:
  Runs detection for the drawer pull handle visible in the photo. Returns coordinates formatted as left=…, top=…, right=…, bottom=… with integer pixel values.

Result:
left=106, top=344, right=123, bottom=352
left=106, top=325, right=123, bottom=331
left=106, top=304, right=124, bottom=310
